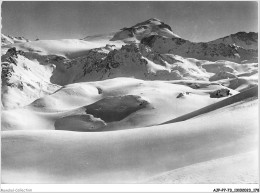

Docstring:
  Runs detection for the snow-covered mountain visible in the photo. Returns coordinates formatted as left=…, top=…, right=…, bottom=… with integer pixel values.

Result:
left=141, top=34, right=258, bottom=63
left=110, top=18, right=180, bottom=42
left=209, top=32, right=258, bottom=50
left=48, top=43, right=211, bottom=85
left=1, top=47, right=61, bottom=108
left=1, top=34, right=29, bottom=46
left=1, top=18, right=258, bottom=108
left=1, top=17, right=259, bottom=184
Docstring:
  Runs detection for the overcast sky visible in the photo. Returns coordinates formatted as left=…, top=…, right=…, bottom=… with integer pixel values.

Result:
left=1, top=1, right=258, bottom=42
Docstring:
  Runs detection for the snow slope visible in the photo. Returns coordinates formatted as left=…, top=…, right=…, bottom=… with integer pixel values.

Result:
left=2, top=77, right=237, bottom=131
left=2, top=94, right=258, bottom=183
left=1, top=18, right=258, bottom=184
left=2, top=39, right=124, bottom=59
left=1, top=48, right=61, bottom=109
left=2, top=43, right=257, bottom=110
left=160, top=86, right=257, bottom=124
left=145, top=151, right=259, bottom=184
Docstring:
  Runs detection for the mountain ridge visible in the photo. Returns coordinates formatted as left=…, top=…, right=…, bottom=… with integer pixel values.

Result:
left=1, top=18, right=258, bottom=109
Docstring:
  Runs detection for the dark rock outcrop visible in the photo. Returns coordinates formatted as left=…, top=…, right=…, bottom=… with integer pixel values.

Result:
left=85, top=95, right=149, bottom=122
left=210, top=88, right=231, bottom=98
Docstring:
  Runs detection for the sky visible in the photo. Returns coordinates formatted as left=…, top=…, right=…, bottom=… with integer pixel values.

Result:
left=1, top=1, right=258, bottom=42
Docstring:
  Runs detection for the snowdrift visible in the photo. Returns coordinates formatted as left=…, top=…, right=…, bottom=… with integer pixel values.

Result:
left=1, top=78, right=237, bottom=132
left=2, top=96, right=258, bottom=183
left=160, top=86, right=258, bottom=125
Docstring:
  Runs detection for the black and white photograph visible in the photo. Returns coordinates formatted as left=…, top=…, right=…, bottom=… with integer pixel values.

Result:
left=1, top=1, right=259, bottom=192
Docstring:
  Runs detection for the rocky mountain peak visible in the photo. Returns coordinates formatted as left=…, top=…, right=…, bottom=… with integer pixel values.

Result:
left=209, top=31, right=258, bottom=50
left=231, top=31, right=257, bottom=42
left=110, top=18, right=180, bottom=42
left=147, top=18, right=161, bottom=22
left=1, top=34, right=29, bottom=46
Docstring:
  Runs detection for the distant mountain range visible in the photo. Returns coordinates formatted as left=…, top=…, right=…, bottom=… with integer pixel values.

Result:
left=1, top=34, right=29, bottom=46
left=1, top=18, right=258, bottom=108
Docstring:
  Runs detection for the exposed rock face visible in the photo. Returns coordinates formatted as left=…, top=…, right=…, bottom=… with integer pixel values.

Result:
left=3, top=47, right=25, bottom=59
left=176, top=92, right=190, bottom=98
left=62, top=43, right=149, bottom=83
left=210, top=88, right=231, bottom=98
left=140, top=35, right=258, bottom=63
left=209, top=32, right=258, bottom=50
left=1, top=48, right=23, bottom=88
left=48, top=42, right=210, bottom=84
left=110, top=18, right=180, bottom=42
left=1, top=62, right=15, bottom=87
left=6, top=47, right=18, bottom=57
